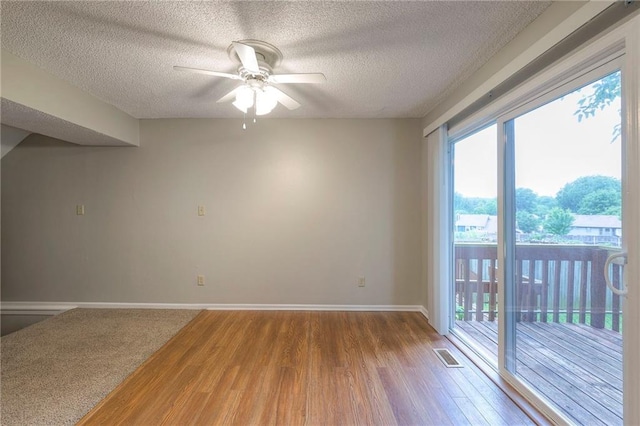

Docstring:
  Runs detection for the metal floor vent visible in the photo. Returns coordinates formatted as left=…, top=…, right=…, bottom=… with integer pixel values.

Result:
left=433, top=348, right=463, bottom=368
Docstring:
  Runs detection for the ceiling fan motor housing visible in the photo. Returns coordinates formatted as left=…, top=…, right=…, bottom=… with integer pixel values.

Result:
left=238, top=64, right=272, bottom=82
left=227, top=39, right=283, bottom=70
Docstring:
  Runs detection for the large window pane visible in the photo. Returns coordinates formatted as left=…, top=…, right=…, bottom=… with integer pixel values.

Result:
left=451, top=124, right=499, bottom=365
left=508, top=70, right=623, bottom=425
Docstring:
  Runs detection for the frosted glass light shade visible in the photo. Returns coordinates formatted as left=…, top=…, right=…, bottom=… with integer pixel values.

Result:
left=255, top=88, right=278, bottom=116
left=233, top=86, right=254, bottom=112
left=232, top=100, right=248, bottom=113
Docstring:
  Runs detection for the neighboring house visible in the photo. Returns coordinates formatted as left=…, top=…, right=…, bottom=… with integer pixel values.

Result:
left=456, top=214, right=621, bottom=238
left=455, top=214, right=498, bottom=240
left=455, top=214, right=493, bottom=232
left=568, top=214, right=622, bottom=237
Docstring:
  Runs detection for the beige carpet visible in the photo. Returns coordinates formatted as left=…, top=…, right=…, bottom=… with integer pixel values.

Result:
left=0, top=308, right=201, bottom=426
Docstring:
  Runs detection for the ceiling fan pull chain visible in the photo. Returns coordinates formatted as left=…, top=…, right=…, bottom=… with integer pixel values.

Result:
left=242, top=112, right=247, bottom=130
left=254, top=91, right=258, bottom=123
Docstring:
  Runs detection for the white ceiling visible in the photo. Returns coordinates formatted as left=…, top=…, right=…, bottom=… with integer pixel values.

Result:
left=1, top=1, right=551, bottom=119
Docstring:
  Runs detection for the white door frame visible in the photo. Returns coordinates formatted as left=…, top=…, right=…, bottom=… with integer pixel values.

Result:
left=621, top=15, right=640, bottom=426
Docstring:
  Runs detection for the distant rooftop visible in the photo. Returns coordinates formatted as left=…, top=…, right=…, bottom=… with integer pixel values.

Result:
left=572, top=215, right=621, bottom=228
left=456, top=214, right=491, bottom=228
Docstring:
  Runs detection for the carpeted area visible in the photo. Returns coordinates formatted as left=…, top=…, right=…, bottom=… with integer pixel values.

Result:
left=0, top=308, right=201, bottom=426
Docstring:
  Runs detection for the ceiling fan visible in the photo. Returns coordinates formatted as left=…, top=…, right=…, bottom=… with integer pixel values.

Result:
left=174, top=40, right=326, bottom=120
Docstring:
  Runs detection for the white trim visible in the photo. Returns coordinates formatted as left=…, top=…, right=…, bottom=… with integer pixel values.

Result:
left=497, top=114, right=510, bottom=375
left=419, top=306, right=429, bottom=320
left=1, top=302, right=77, bottom=315
left=0, top=301, right=424, bottom=313
left=1, top=310, right=67, bottom=316
left=622, top=14, right=640, bottom=426
left=206, top=304, right=423, bottom=312
left=424, top=126, right=450, bottom=335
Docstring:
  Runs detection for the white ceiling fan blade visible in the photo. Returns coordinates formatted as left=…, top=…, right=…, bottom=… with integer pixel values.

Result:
left=267, top=87, right=300, bottom=110
left=216, top=87, right=241, bottom=103
left=232, top=42, right=260, bottom=74
left=174, top=66, right=242, bottom=80
left=269, top=73, right=327, bottom=84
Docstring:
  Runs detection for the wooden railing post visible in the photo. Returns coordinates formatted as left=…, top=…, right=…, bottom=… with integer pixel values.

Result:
left=488, top=259, right=497, bottom=322
left=590, top=249, right=608, bottom=329
left=475, top=260, right=484, bottom=322
left=463, top=258, right=472, bottom=321
left=612, top=264, right=622, bottom=332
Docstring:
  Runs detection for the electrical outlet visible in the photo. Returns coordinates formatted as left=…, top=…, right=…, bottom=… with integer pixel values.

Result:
left=76, top=204, right=85, bottom=215
left=358, top=277, right=366, bottom=287
left=197, top=275, right=205, bottom=286
left=198, top=205, right=205, bottom=216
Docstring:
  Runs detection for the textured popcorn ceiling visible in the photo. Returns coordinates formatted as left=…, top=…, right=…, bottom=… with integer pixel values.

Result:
left=1, top=1, right=550, bottom=119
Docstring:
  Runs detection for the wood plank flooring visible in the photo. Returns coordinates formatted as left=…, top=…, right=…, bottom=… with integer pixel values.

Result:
left=456, top=319, right=622, bottom=425
left=79, top=311, right=534, bottom=426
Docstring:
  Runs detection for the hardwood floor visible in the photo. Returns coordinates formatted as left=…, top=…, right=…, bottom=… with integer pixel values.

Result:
left=78, top=311, right=534, bottom=425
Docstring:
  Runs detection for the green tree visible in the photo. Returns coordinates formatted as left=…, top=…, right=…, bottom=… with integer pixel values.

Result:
left=578, top=189, right=621, bottom=215
left=534, top=195, right=558, bottom=217
left=544, top=208, right=574, bottom=236
left=454, top=192, right=471, bottom=213
left=516, top=211, right=539, bottom=233
left=454, top=193, right=495, bottom=215
left=556, top=175, right=621, bottom=212
left=473, top=198, right=497, bottom=215
left=575, top=70, right=621, bottom=141
left=516, top=188, right=538, bottom=213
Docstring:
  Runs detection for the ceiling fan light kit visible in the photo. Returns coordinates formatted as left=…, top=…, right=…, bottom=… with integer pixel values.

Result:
left=231, top=80, right=278, bottom=116
left=174, top=39, right=326, bottom=128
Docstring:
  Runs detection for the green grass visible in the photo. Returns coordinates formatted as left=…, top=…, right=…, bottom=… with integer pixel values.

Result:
left=455, top=303, right=623, bottom=332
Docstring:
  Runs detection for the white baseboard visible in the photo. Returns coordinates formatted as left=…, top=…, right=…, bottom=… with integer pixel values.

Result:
left=419, top=306, right=429, bottom=320
left=206, top=304, right=423, bottom=312
left=1, top=301, right=426, bottom=314
left=0, top=302, right=76, bottom=316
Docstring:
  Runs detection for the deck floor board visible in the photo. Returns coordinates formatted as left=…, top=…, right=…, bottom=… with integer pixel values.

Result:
left=456, top=320, right=623, bottom=425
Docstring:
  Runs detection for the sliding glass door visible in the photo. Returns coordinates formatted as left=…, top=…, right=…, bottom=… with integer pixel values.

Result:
left=499, top=66, right=626, bottom=425
left=443, top=17, right=640, bottom=425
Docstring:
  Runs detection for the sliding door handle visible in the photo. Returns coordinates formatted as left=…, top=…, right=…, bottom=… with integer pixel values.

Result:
left=604, top=251, right=628, bottom=296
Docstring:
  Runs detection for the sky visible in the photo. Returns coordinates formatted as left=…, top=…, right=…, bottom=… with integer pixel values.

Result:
left=454, top=74, right=622, bottom=198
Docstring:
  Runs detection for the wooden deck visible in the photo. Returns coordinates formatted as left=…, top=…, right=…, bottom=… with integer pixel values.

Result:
left=456, top=320, right=622, bottom=425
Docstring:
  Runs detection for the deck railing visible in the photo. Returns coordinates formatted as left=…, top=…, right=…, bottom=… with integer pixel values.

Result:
left=455, top=243, right=623, bottom=332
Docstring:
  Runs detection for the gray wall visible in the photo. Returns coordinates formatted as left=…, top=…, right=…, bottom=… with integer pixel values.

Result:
left=1, top=124, right=31, bottom=158
left=2, top=118, right=422, bottom=305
